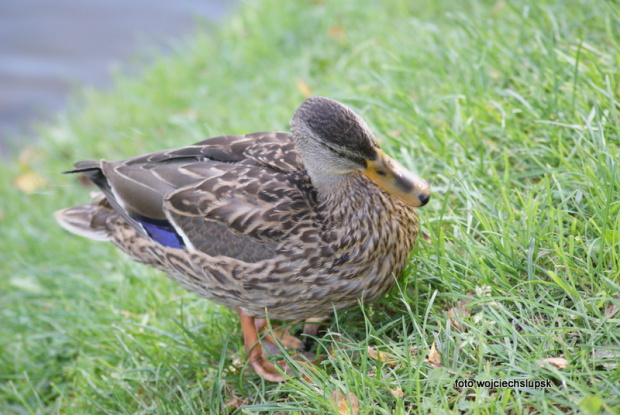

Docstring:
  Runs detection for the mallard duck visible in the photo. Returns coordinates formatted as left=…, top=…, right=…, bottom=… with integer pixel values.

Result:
left=55, top=97, right=430, bottom=382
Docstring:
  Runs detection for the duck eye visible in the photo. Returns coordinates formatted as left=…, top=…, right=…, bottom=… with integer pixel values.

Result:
left=375, top=169, right=387, bottom=177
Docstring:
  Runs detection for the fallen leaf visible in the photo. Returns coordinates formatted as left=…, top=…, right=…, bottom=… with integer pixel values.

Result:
left=447, top=299, right=472, bottom=331
left=367, top=346, right=398, bottom=366
left=537, top=357, right=568, bottom=370
left=331, top=389, right=359, bottom=415
left=389, top=387, right=404, bottom=398
left=14, top=170, right=47, bottom=193
left=296, top=80, right=312, bottom=98
left=425, top=340, right=441, bottom=368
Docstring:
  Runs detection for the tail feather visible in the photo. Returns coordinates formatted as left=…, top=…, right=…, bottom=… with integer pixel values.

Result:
left=63, top=160, right=101, bottom=173
left=62, top=161, right=148, bottom=238
left=55, top=203, right=111, bottom=241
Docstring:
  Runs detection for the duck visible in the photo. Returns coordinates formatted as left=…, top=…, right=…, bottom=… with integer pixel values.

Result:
left=55, top=96, right=431, bottom=382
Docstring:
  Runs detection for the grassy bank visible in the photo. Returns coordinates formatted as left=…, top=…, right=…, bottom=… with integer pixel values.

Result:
left=1, top=0, right=618, bottom=413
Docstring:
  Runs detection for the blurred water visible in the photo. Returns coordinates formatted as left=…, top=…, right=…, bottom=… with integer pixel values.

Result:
left=0, top=0, right=231, bottom=155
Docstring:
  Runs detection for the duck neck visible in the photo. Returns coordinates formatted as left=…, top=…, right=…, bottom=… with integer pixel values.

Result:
left=310, top=171, right=375, bottom=227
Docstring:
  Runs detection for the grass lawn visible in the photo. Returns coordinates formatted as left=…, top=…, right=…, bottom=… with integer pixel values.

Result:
left=1, top=0, right=619, bottom=413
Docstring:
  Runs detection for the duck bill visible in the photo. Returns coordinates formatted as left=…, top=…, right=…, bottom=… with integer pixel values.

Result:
left=363, top=150, right=430, bottom=207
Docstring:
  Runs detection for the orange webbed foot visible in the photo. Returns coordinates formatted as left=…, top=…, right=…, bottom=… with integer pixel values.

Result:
left=237, top=308, right=289, bottom=382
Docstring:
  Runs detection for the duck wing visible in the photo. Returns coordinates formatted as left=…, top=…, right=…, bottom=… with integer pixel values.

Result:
left=68, top=133, right=317, bottom=262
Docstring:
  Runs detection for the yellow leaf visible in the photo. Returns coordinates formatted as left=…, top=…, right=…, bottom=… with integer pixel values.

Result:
left=537, top=357, right=568, bottom=369
left=331, top=389, right=359, bottom=415
left=297, top=80, right=312, bottom=98
left=367, top=346, right=398, bottom=366
left=14, top=170, right=47, bottom=193
left=389, top=387, right=404, bottom=398
left=425, top=340, right=441, bottom=368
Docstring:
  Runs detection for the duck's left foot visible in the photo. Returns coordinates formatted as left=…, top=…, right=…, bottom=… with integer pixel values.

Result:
left=237, top=307, right=289, bottom=382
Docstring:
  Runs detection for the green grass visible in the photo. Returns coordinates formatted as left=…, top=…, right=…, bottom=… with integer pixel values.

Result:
left=1, top=0, right=619, bottom=413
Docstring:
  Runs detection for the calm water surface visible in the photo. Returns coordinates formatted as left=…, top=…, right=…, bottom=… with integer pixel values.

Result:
left=0, top=0, right=231, bottom=155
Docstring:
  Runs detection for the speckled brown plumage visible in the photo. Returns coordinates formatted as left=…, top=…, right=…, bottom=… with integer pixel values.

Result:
left=56, top=96, right=430, bottom=381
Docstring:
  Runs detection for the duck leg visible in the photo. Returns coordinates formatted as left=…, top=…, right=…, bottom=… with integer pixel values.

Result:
left=237, top=307, right=287, bottom=382
left=254, top=318, right=304, bottom=353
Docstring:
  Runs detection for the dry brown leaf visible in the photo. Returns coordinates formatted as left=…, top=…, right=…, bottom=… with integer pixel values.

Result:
left=367, top=346, right=398, bottom=366
left=389, top=387, right=404, bottom=398
left=425, top=340, right=441, bottom=368
left=537, top=357, right=568, bottom=370
left=447, top=299, right=472, bottom=331
left=14, top=170, right=47, bottom=193
left=332, top=389, right=359, bottom=415
left=296, top=80, right=312, bottom=98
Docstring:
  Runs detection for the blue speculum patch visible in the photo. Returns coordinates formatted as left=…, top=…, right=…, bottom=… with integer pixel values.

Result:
left=135, top=216, right=185, bottom=249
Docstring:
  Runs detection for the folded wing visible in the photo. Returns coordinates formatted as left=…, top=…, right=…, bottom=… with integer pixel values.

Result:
left=76, top=133, right=318, bottom=263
